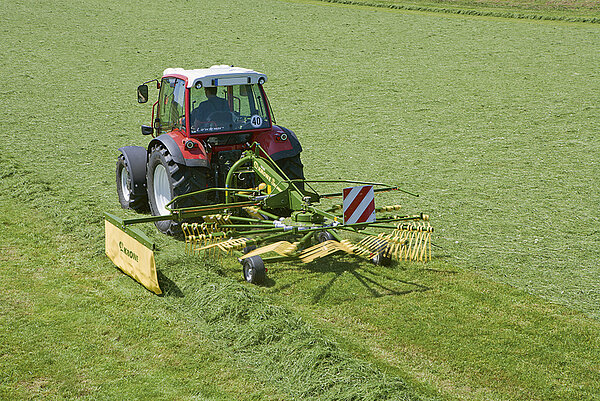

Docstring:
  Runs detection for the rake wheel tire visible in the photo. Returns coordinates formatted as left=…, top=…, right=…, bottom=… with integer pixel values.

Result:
left=242, top=256, right=266, bottom=285
left=116, top=154, right=148, bottom=212
left=315, top=231, right=334, bottom=243
left=147, top=144, right=208, bottom=235
left=372, top=252, right=392, bottom=266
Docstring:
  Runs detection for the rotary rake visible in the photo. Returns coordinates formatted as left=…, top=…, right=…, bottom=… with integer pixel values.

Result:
left=105, top=143, right=433, bottom=294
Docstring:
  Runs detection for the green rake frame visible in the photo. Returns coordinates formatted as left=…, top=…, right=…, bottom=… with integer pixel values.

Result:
left=104, top=143, right=433, bottom=290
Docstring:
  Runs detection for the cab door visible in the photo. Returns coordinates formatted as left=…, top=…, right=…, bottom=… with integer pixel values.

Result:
left=156, top=77, right=186, bottom=135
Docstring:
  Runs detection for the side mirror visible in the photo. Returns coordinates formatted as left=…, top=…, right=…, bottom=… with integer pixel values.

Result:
left=141, top=125, right=153, bottom=135
left=137, top=84, right=149, bottom=103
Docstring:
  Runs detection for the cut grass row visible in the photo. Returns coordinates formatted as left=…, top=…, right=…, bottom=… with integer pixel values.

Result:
left=313, top=0, right=600, bottom=22
left=261, top=258, right=600, bottom=400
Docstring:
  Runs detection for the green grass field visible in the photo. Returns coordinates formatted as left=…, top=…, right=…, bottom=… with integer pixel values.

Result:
left=1, top=0, right=600, bottom=399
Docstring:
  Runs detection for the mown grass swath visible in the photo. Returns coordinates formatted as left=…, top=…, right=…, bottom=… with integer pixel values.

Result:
left=1, top=0, right=600, bottom=399
left=317, top=0, right=600, bottom=23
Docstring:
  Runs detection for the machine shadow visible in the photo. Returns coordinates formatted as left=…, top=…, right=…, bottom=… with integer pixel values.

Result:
left=157, top=270, right=184, bottom=297
left=267, top=256, right=430, bottom=305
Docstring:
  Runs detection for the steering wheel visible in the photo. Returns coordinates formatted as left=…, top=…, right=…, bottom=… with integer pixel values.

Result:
left=206, top=111, right=234, bottom=126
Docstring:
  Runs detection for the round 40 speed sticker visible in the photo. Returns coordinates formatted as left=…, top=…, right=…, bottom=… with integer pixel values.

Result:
left=250, top=115, right=263, bottom=128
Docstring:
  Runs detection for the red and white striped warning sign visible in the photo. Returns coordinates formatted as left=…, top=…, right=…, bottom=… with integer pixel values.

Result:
left=343, top=185, right=375, bottom=225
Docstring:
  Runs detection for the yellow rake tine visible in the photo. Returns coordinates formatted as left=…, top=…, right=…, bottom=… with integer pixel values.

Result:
left=409, top=231, right=419, bottom=261
left=338, top=240, right=355, bottom=254
left=421, top=229, right=429, bottom=261
left=300, top=240, right=355, bottom=263
left=428, top=231, right=432, bottom=261
left=240, top=241, right=294, bottom=259
left=415, top=230, right=425, bottom=261
left=415, top=231, right=425, bottom=262
left=298, top=241, right=340, bottom=263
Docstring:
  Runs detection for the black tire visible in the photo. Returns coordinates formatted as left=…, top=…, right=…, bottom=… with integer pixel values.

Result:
left=275, top=154, right=304, bottom=191
left=315, top=230, right=334, bottom=243
left=242, top=244, right=257, bottom=254
left=242, top=256, right=266, bottom=285
left=116, top=154, right=148, bottom=212
left=372, top=252, right=392, bottom=266
left=146, top=144, right=209, bottom=235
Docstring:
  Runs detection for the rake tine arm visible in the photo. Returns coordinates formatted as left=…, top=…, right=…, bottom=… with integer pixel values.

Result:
left=297, top=231, right=315, bottom=248
left=243, top=231, right=296, bottom=247
left=234, top=228, right=287, bottom=236
left=228, top=216, right=275, bottom=223
left=305, top=205, right=341, bottom=222
left=218, top=224, right=278, bottom=229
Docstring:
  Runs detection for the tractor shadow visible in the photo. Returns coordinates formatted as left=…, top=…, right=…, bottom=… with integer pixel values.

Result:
left=266, top=256, right=430, bottom=305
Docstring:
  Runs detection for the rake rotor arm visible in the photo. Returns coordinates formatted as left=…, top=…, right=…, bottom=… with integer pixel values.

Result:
left=313, top=181, right=419, bottom=199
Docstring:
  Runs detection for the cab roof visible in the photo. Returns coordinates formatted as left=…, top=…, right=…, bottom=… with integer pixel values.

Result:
left=163, top=65, right=267, bottom=88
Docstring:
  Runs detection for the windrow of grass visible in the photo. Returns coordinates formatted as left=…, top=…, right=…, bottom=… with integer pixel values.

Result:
left=314, top=0, right=600, bottom=23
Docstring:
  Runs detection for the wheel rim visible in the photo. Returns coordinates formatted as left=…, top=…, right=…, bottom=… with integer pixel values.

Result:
left=120, top=166, right=130, bottom=202
left=153, top=164, right=171, bottom=215
left=245, top=266, right=254, bottom=282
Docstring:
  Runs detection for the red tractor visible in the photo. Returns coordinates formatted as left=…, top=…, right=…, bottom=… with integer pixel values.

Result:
left=116, top=65, right=304, bottom=235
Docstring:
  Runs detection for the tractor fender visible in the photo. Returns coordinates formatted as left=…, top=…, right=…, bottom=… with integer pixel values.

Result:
left=148, top=133, right=209, bottom=168
left=253, top=126, right=302, bottom=161
left=118, top=146, right=148, bottom=196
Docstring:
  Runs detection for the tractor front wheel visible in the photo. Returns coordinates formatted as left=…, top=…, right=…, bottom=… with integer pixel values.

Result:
left=146, top=145, right=208, bottom=235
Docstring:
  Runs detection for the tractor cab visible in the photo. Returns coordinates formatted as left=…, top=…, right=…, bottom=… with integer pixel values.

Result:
left=137, top=65, right=272, bottom=138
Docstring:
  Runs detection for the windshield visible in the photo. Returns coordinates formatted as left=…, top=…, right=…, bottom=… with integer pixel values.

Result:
left=189, top=84, right=270, bottom=134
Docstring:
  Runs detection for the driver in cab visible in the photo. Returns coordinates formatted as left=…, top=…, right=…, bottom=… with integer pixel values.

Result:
left=191, top=87, right=230, bottom=130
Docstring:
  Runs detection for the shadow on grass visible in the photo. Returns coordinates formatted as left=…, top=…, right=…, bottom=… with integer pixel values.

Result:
left=268, top=257, right=430, bottom=304
left=157, top=270, right=184, bottom=298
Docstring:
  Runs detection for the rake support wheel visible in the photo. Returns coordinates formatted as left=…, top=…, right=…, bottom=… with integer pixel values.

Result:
left=242, top=256, right=266, bottom=285
left=371, top=252, right=392, bottom=266
left=315, top=230, right=334, bottom=243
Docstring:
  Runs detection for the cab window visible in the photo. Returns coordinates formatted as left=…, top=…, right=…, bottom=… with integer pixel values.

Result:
left=190, top=84, right=270, bottom=134
left=157, top=77, right=186, bottom=134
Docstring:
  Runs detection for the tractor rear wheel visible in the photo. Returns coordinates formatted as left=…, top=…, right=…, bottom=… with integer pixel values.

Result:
left=146, top=144, right=208, bottom=235
left=116, top=154, right=148, bottom=212
left=275, top=154, right=305, bottom=191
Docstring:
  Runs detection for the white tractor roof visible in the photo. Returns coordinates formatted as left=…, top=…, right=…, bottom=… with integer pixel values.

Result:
left=163, top=65, right=267, bottom=88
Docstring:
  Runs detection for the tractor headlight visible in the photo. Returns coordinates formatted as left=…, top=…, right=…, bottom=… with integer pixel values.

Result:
left=195, top=81, right=203, bottom=89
